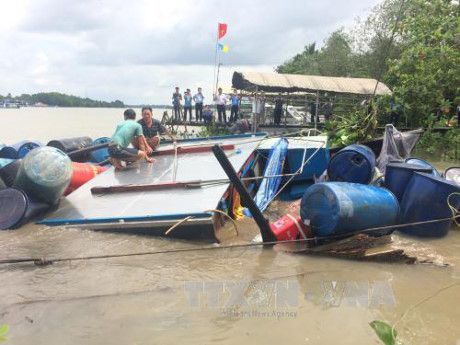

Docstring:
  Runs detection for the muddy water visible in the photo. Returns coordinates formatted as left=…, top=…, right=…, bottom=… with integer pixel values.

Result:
left=0, top=108, right=460, bottom=345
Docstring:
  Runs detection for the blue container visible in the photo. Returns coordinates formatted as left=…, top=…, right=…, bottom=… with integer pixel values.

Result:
left=405, top=157, right=440, bottom=177
left=300, top=182, right=399, bottom=237
left=399, top=172, right=460, bottom=237
left=90, top=137, right=111, bottom=163
left=385, top=163, right=433, bottom=202
left=0, top=159, right=21, bottom=187
left=0, top=145, right=18, bottom=159
left=13, top=147, right=72, bottom=205
left=0, top=141, right=41, bottom=159
left=0, top=188, right=50, bottom=229
left=328, top=144, right=376, bottom=184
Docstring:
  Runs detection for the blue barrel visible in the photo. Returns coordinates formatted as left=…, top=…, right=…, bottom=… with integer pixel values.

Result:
left=399, top=172, right=460, bottom=237
left=0, top=188, right=50, bottom=230
left=405, top=157, right=440, bottom=177
left=0, top=145, right=18, bottom=159
left=13, top=147, right=72, bottom=205
left=384, top=163, right=433, bottom=202
left=90, top=137, right=111, bottom=163
left=328, top=144, right=376, bottom=184
left=300, top=182, right=399, bottom=237
left=0, top=159, right=21, bottom=187
left=0, top=141, right=41, bottom=159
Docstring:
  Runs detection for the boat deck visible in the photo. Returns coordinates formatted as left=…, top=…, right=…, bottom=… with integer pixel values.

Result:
left=39, top=134, right=265, bottom=240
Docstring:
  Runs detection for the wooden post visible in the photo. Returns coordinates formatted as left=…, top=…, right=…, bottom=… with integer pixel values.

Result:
left=212, top=144, right=276, bottom=243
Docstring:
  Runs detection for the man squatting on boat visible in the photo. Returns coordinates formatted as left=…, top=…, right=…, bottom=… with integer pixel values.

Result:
left=108, top=108, right=154, bottom=169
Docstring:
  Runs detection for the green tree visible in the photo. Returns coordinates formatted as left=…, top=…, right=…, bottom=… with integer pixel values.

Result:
left=386, top=0, right=460, bottom=126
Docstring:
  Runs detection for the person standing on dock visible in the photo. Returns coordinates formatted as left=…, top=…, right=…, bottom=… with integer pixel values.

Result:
left=229, top=90, right=241, bottom=123
left=183, top=89, right=193, bottom=122
left=172, top=87, right=182, bottom=121
left=193, top=87, right=204, bottom=121
left=134, top=107, right=176, bottom=151
left=108, top=108, right=153, bottom=170
left=274, top=94, right=283, bottom=126
left=214, top=87, right=228, bottom=123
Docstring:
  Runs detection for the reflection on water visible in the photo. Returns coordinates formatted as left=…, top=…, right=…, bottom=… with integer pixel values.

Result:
left=0, top=108, right=459, bottom=344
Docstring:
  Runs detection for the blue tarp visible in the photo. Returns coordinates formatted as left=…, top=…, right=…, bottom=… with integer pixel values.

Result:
left=246, top=138, right=289, bottom=215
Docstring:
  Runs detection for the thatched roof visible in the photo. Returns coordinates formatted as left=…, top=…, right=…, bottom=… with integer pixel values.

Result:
left=232, top=71, right=392, bottom=96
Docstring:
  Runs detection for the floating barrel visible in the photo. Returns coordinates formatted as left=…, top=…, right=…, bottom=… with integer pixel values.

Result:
left=0, top=188, right=50, bottom=230
left=90, top=137, right=111, bottom=163
left=405, top=157, right=440, bottom=177
left=0, top=159, right=22, bottom=187
left=384, top=162, right=433, bottom=202
left=399, top=172, right=460, bottom=237
left=47, top=136, right=93, bottom=162
left=13, top=147, right=72, bottom=205
left=300, top=182, right=399, bottom=237
left=0, top=141, right=41, bottom=159
left=64, top=162, right=107, bottom=195
left=328, top=144, right=376, bottom=184
left=445, top=167, right=460, bottom=185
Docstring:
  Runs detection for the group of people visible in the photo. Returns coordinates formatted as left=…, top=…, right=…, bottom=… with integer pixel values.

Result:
left=172, top=86, right=242, bottom=124
left=108, top=107, right=175, bottom=170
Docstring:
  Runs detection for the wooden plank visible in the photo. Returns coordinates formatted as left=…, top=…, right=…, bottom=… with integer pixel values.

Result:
left=91, top=180, right=203, bottom=194
left=151, top=144, right=235, bottom=156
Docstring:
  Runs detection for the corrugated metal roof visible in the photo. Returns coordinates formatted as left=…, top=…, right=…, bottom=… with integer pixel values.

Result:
left=232, top=71, right=392, bottom=96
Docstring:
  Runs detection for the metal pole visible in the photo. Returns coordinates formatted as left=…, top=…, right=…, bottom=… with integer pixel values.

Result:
left=315, top=91, right=319, bottom=130
left=212, top=144, right=276, bottom=243
left=253, top=86, right=258, bottom=134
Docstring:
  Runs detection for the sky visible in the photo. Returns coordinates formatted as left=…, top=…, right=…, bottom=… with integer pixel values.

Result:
left=0, top=0, right=382, bottom=105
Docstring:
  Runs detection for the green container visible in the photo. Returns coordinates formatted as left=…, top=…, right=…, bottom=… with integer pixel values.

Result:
left=14, top=147, right=72, bottom=205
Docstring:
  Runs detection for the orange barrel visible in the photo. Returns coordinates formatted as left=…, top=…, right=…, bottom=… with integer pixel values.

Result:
left=270, top=213, right=311, bottom=241
left=65, top=162, right=107, bottom=195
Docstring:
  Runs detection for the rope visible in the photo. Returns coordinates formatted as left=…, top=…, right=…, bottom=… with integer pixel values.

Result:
left=204, top=209, right=239, bottom=236
left=447, top=192, right=460, bottom=227
left=1, top=214, right=458, bottom=267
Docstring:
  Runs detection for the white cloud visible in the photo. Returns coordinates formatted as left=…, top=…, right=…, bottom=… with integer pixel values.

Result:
left=0, top=0, right=382, bottom=104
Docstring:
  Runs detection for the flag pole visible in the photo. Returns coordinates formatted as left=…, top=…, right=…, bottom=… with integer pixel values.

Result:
left=212, top=23, right=219, bottom=95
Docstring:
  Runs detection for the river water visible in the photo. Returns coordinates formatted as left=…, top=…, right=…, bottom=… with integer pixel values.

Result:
left=0, top=107, right=459, bottom=345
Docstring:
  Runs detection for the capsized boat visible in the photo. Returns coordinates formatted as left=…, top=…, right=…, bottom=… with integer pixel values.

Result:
left=39, top=133, right=329, bottom=241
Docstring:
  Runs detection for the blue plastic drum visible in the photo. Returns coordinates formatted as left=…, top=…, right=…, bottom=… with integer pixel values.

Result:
left=399, top=172, right=460, bottom=237
left=90, top=137, right=111, bottom=163
left=328, top=144, right=376, bottom=184
left=0, top=159, right=21, bottom=187
left=384, top=162, right=433, bottom=202
left=0, top=188, right=50, bottom=230
left=300, top=182, right=399, bottom=237
left=0, top=141, right=41, bottom=159
left=405, top=157, right=440, bottom=177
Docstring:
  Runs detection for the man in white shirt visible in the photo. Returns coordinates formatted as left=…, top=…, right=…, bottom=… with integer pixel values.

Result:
left=213, top=87, right=228, bottom=123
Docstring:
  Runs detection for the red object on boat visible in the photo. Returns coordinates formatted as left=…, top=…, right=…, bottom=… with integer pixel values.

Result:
left=152, top=144, right=235, bottom=156
left=65, top=162, right=107, bottom=195
left=270, top=213, right=311, bottom=241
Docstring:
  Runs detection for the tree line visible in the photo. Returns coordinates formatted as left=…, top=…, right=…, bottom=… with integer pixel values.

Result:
left=277, top=0, right=459, bottom=129
left=0, top=92, right=125, bottom=108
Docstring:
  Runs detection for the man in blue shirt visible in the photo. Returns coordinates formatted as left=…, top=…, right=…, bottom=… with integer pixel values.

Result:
left=183, top=89, right=193, bottom=122
left=229, top=90, right=241, bottom=122
left=193, top=87, right=204, bottom=121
